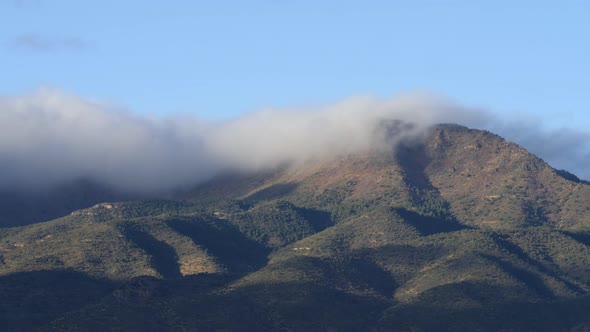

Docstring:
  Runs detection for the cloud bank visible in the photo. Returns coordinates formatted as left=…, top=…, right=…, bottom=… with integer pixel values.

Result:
left=0, top=89, right=588, bottom=193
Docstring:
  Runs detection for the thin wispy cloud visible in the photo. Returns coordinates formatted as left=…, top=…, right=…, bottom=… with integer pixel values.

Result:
left=10, top=34, right=89, bottom=52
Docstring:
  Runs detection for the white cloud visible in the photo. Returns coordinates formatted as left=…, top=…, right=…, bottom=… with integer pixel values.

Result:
left=0, top=88, right=587, bottom=193
left=0, top=89, right=212, bottom=192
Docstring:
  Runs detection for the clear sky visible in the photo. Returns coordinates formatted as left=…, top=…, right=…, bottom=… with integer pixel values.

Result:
left=1, top=0, right=589, bottom=128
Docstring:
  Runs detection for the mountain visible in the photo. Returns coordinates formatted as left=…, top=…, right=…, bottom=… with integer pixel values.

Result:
left=2, top=124, right=590, bottom=331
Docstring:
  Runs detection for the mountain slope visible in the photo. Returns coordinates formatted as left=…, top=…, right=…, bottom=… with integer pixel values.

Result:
left=420, top=125, right=590, bottom=228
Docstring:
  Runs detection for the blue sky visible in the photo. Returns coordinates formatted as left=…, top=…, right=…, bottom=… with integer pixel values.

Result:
left=1, top=0, right=589, bottom=127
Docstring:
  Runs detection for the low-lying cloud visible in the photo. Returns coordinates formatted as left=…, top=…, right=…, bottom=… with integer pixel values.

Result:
left=1, top=89, right=588, bottom=193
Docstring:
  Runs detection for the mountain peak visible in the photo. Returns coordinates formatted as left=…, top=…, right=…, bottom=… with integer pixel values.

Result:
left=185, top=124, right=590, bottom=229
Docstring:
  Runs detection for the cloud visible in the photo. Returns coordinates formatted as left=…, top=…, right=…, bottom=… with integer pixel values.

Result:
left=10, top=34, right=89, bottom=52
left=0, top=89, right=213, bottom=192
left=206, top=94, right=491, bottom=170
left=0, top=88, right=588, bottom=193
